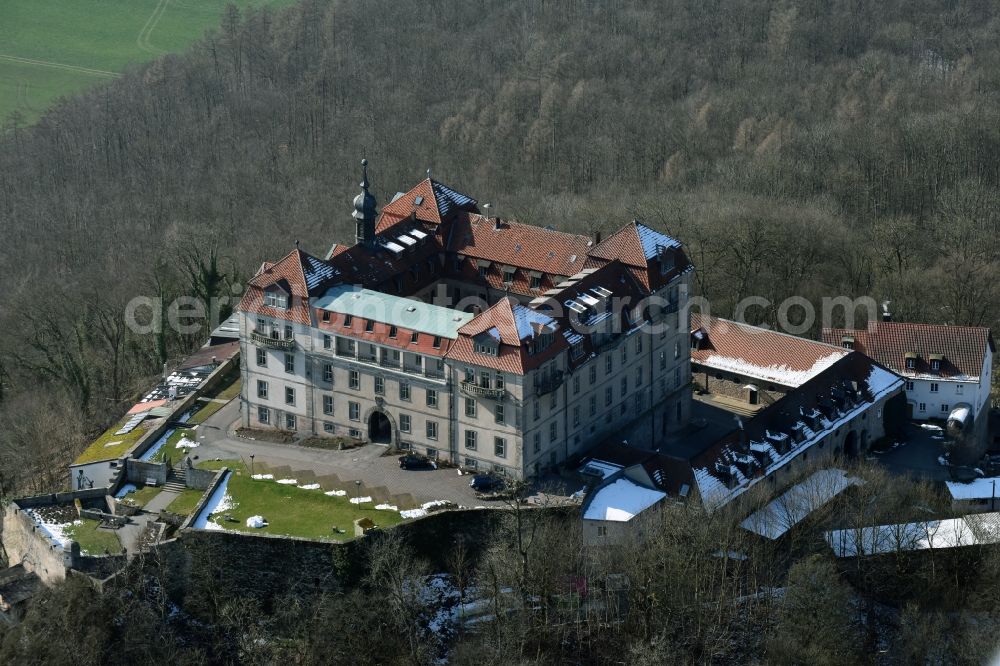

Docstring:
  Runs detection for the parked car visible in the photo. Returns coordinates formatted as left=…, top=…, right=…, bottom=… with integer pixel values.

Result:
left=399, top=454, right=436, bottom=470
left=469, top=474, right=505, bottom=493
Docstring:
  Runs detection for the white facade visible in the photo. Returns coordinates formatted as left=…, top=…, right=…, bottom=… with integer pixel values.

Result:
left=902, top=344, right=992, bottom=422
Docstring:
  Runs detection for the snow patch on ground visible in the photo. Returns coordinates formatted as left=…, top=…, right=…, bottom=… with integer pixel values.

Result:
left=325, top=489, right=347, bottom=496
left=115, top=483, right=138, bottom=498
left=246, top=515, right=268, bottom=529
left=349, top=496, right=372, bottom=504
left=921, top=423, right=944, bottom=432
left=276, top=478, right=297, bottom=485
left=175, top=437, right=199, bottom=449
left=251, top=474, right=273, bottom=480
left=375, top=503, right=398, bottom=511
left=297, top=483, right=321, bottom=490
left=400, top=508, right=427, bottom=519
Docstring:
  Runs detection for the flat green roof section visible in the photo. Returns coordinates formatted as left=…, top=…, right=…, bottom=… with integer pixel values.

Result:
left=315, top=285, right=474, bottom=339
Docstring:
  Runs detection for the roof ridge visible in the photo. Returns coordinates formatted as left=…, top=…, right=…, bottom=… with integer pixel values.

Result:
left=705, top=315, right=849, bottom=353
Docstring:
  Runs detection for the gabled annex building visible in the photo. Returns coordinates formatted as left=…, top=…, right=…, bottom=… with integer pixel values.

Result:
left=238, top=162, right=694, bottom=479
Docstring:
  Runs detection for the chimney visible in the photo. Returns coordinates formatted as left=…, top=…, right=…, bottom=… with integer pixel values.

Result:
left=881, top=300, right=892, bottom=322
left=594, top=230, right=602, bottom=244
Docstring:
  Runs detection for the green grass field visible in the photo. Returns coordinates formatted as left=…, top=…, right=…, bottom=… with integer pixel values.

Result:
left=64, top=518, right=123, bottom=555
left=196, top=461, right=404, bottom=541
left=0, top=0, right=295, bottom=123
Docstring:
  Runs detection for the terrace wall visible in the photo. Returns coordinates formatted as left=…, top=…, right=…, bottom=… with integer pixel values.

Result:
left=126, top=459, right=168, bottom=487
left=1, top=503, right=75, bottom=586
left=185, top=467, right=217, bottom=491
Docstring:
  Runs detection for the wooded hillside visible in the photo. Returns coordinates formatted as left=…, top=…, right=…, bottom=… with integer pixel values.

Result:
left=0, top=0, right=998, bottom=493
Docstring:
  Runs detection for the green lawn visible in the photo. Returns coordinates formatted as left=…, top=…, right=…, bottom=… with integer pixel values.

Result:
left=0, top=0, right=295, bottom=122
left=75, top=417, right=150, bottom=464
left=166, top=488, right=207, bottom=516
left=64, top=518, right=123, bottom=555
left=148, top=426, right=198, bottom=463
left=118, top=484, right=162, bottom=508
left=195, top=461, right=403, bottom=541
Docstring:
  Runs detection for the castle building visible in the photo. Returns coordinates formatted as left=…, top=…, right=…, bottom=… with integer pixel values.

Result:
left=237, top=162, right=694, bottom=478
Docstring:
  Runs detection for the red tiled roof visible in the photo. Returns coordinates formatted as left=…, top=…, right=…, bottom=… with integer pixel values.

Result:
left=446, top=298, right=566, bottom=374
left=378, top=178, right=478, bottom=231
left=316, top=312, right=452, bottom=357
left=447, top=213, right=593, bottom=278
left=586, top=221, right=691, bottom=291
left=821, top=321, right=994, bottom=380
left=691, top=315, right=849, bottom=387
left=240, top=248, right=337, bottom=324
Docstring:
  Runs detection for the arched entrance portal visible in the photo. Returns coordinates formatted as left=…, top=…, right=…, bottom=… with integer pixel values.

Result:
left=368, top=410, right=392, bottom=444
left=844, top=430, right=859, bottom=459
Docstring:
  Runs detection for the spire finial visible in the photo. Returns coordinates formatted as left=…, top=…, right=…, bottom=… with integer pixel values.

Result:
left=294, top=239, right=300, bottom=249
left=426, top=168, right=431, bottom=179
left=360, top=158, right=369, bottom=189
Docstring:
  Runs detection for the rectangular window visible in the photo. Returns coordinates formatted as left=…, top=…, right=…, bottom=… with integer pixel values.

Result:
left=621, top=346, right=627, bottom=364
left=258, top=406, right=270, bottom=424
left=349, top=402, right=360, bottom=421
left=323, top=334, right=332, bottom=349
left=549, top=421, right=557, bottom=441
left=284, top=324, right=293, bottom=340
left=606, top=355, right=613, bottom=375
left=674, top=341, right=680, bottom=359
left=432, top=336, right=442, bottom=349
left=426, top=420, right=438, bottom=440
left=464, top=457, right=478, bottom=469
left=589, top=395, right=597, bottom=416
left=465, top=430, right=478, bottom=450
left=956, top=384, right=964, bottom=394
left=941, top=404, right=950, bottom=413
left=322, top=311, right=330, bottom=323
left=530, top=275, right=542, bottom=290
left=495, top=404, right=505, bottom=425
left=323, top=363, right=333, bottom=383
left=533, top=432, right=541, bottom=454
left=285, top=386, right=295, bottom=405
left=400, top=414, right=411, bottom=433
left=533, top=400, right=540, bottom=421
left=621, top=376, right=628, bottom=396
left=284, top=352, right=295, bottom=373
left=573, top=406, right=580, bottom=427
left=365, top=319, right=374, bottom=332
left=496, top=374, right=505, bottom=391
left=350, top=370, right=360, bottom=390
left=605, top=386, right=613, bottom=406
left=411, top=331, right=419, bottom=344
left=427, top=389, right=438, bottom=408
left=256, top=347, right=267, bottom=367
left=285, top=413, right=296, bottom=430
left=494, top=437, right=507, bottom=459
left=374, top=376, right=384, bottom=395
left=674, top=367, right=681, bottom=388
left=919, top=402, right=926, bottom=412
left=636, top=366, right=643, bottom=386
left=930, top=383, right=939, bottom=393
left=400, top=382, right=411, bottom=401
left=323, top=422, right=334, bottom=433
left=636, top=336, right=642, bottom=354
left=905, top=380, right=914, bottom=391
left=323, top=395, right=333, bottom=415
left=257, top=380, right=268, bottom=399
left=597, top=526, right=608, bottom=537
left=465, top=397, right=477, bottom=418
left=349, top=428, right=361, bottom=438
left=589, top=365, right=596, bottom=384
left=344, top=314, right=353, bottom=327
left=620, top=402, right=626, bottom=416
left=660, top=351, right=667, bottom=370
left=389, top=325, right=398, bottom=338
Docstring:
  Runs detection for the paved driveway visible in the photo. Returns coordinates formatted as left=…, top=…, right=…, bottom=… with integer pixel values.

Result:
left=190, top=400, right=483, bottom=507
left=869, top=422, right=951, bottom=481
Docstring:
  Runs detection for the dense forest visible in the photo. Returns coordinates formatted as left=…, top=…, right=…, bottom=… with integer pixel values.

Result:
left=0, top=1, right=998, bottom=660
left=1, top=0, right=998, bottom=492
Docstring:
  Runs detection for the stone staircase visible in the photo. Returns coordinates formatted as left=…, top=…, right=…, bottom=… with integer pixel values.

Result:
left=162, top=465, right=187, bottom=493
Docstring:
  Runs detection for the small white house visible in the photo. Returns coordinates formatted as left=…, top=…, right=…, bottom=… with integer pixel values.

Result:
left=822, top=320, right=994, bottom=426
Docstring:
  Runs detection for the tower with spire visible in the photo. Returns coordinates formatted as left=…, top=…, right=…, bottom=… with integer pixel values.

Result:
left=353, top=159, right=378, bottom=249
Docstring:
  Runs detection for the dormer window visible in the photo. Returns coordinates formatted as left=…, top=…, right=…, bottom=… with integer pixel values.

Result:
left=389, top=325, right=398, bottom=339
left=264, top=289, right=289, bottom=309
left=503, top=267, right=515, bottom=285
left=410, top=331, right=419, bottom=344
left=432, top=336, right=442, bottom=349
left=344, top=314, right=353, bottom=327
left=841, top=335, right=854, bottom=350
left=657, top=246, right=675, bottom=275
left=904, top=352, right=918, bottom=371
left=321, top=311, right=330, bottom=323
left=929, top=354, right=943, bottom=372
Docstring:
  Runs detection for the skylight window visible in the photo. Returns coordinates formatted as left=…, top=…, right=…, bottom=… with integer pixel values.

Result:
left=414, top=196, right=424, bottom=205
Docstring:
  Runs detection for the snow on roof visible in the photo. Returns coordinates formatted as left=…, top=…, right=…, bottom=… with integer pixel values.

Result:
left=583, top=478, right=666, bottom=522
left=511, top=303, right=556, bottom=340
left=578, top=459, right=623, bottom=480
left=315, top=285, right=474, bottom=339
left=866, top=364, right=904, bottom=397
left=635, top=223, right=682, bottom=259
left=946, top=477, right=1000, bottom=501
left=697, top=351, right=847, bottom=388
left=740, top=469, right=862, bottom=539
left=432, top=180, right=477, bottom=217
left=826, top=512, right=1000, bottom=557
left=302, top=253, right=339, bottom=291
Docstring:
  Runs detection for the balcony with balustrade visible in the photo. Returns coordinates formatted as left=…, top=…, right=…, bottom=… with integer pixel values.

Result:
left=460, top=381, right=506, bottom=400
left=251, top=330, right=295, bottom=351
